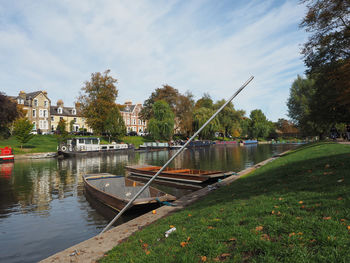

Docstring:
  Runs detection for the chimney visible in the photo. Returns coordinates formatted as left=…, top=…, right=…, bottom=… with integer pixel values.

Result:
left=42, top=90, right=47, bottom=95
left=57, top=99, right=64, bottom=107
left=19, top=91, right=26, bottom=99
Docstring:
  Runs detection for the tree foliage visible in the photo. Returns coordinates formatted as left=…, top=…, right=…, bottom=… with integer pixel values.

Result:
left=300, top=0, right=350, bottom=123
left=13, top=118, right=34, bottom=148
left=248, top=109, right=271, bottom=139
left=193, top=107, right=220, bottom=139
left=175, top=92, right=194, bottom=135
left=78, top=70, right=119, bottom=135
left=148, top=101, right=174, bottom=141
left=0, top=92, right=19, bottom=138
left=105, top=106, right=126, bottom=141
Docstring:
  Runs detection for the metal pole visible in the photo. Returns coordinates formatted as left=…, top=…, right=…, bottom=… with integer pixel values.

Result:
left=100, top=76, right=254, bottom=234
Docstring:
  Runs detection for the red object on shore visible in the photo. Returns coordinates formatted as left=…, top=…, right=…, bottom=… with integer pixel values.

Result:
left=0, top=147, right=14, bottom=162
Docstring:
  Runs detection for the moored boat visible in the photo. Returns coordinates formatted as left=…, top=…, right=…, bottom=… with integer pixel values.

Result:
left=239, top=140, right=258, bottom=146
left=83, top=173, right=176, bottom=212
left=0, top=147, right=14, bottom=163
left=126, top=164, right=233, bottom=184
left=58, top=137, right=133, bottom=157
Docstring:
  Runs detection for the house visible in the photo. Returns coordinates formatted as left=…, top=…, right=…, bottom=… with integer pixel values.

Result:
left=14, top=91, right=51, bottom=133
left=50, top=100, right=92, bottom=133
left=120, top=101, right=147, bottom=135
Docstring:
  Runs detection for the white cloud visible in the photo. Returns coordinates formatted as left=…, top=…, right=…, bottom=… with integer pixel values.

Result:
left=0, top=0, right=306, bottom=121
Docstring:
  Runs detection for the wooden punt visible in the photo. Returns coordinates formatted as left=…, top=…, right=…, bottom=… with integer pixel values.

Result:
left=83, top=173, right=176, bottom=212
left=125, top=165, right=233, bottom=184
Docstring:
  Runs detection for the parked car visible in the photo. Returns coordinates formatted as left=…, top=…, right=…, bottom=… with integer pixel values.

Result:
left=127, top=131, right=138, bottom=136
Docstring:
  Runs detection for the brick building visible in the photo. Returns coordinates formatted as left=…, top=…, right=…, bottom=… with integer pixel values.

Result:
left=120, top=101, right=147, bottom=135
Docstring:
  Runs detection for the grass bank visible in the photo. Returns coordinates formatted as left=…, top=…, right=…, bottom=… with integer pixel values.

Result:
left=100, top=142, right=350, bottom=262
left=0, top=135, right=58, bottom=154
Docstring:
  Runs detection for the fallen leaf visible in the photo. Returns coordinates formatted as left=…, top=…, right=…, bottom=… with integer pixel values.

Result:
left=142, top=243, right=148, bottom=249
left=187, top=236, right=191, bottom=241
left=289, top=232, right=296, bottom=237
left=208, top=226, right=214, bottom=229
left=337, top=179, right=344, bottom=183
left=278, top=197, right=283, bottom=201
left=220, top=253, right=231, bottom=258
left=347, top=226, right=350, bottom=230
left=271, top=210, right=275, bottom=214
left=169, top=225, right=175, bottom=228
left=145, top=250, right=150, bottom=255
left=298, top=201, right=303, bottom=204
left=296, top=217, right=302, bottom=220
left=308, top=170, right=312, bottom=173
left=255, top=226, right=263, bottom=231
left=340, top=219, right=346, bottom=222
left=325, top=164, right=330, bottom=168
left=297, top=232, right=303, bottom=235
left=301, top=205, right=305, bottom=209
left=188, top=214, right=192, bottom=217
left=261, top=234, right=270, bottom=241
left=310, top=239, right=316, bottom=243
left=180, top=241, right=188, bottom=247
left=201, top=256, right=207, bottom=262
left=323, top=217, right=331, bottom=220
left=337, top=197, right=343, bottom=200
left=228, top=237, right=237, bottom=242
left=274, top=205, right=279, bottom=208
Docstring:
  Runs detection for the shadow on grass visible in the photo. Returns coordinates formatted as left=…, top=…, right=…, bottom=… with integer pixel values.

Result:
left=191, top=143, right=350, bottom=210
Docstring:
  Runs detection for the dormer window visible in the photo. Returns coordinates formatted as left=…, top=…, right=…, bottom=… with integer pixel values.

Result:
left=44, top=100, right=48, bottom=107
left=34, top=99, right=38, bottom=106
left=58, top=107, right=63, bottom=114
left=72, top=109, right=76, bottom=115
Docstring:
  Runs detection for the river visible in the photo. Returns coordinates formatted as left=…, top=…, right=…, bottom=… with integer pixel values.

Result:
left=0, top=143, right=298, bottom=263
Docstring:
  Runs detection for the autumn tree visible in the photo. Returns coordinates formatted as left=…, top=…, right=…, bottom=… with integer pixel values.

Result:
left=13, top=118, right=34, bottom=148
left=175, top=92, right=195, bottom=136
left=148, top=101, right=174, bottom=141
left=300, top=0, right=350, bottom=122
left=105, top=106, right=126, bottom=141
left=0, top=92, right=19, bottom=138
left=194, top=93, right=213, bottom=109
left=78, top=70, right=120, bottom=135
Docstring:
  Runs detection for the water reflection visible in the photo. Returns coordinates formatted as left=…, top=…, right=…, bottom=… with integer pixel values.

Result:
left=0, top=144, right=297, bottom=263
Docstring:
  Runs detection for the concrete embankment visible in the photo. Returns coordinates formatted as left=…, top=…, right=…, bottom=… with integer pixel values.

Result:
left=15, top=152, right=58, bottom=160
left=41, top=151, right=290, bottom=263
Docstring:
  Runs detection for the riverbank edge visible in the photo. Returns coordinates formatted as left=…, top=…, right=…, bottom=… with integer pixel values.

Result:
left=40, top=150, right=291, bottom=263
left=14, top=152, right=58, bottom=160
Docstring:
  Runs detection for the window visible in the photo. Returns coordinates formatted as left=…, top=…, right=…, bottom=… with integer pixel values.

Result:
left=32, top=122, right=36, bottom=130
left=39, top=109, right=43, bottom=117
left=127, top=119, right=130, bottom=125
left=34, top=99, right=38, bottom=106
left=32, top=109, right=36, bottom=117
left=138, top=119, right=142, bottom=125
left=132, top=119, right=136, bottom=125
left=58, top=107, right=62, bottom=114
left=60, top=117, right=63, bottom=121
left=44, top=100, right=48, bottom=107
left=74, top=117, right=77, bottom=122
left=51, top=116, right=54, bottom=121
left=72, top=109, right=76, bottom=115
left=43, top=110, right=47, bottom=117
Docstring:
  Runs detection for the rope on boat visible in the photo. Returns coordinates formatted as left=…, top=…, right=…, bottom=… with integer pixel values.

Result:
left=156, top=197, right=176, bottom=206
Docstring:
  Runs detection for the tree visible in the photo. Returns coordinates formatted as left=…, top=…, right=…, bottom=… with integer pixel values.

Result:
left=0, top=92, right=19, bottom=138
left=193, top=107, right=220, bottom=139
left=13, top=118, right=34, bottom=148
left=194, top=93, right=213, bottom=109
left=248, top=109, right=271, bottom=139
left=69, top=120, right=75, bottom=132
left=140, top=85, right=179, bottom=121
left=300, top=0, right=350, bottom=121
left=287, top=75, right=327, bottom=136
left=148, top=100, right=174, bottom=141
left=175, top=92, right=195, bottom=136
left=105, top=106, right=126, bottom=141
left=78, top=70, right=119, bottom=135
left=214, top=99, right=244, bottom=138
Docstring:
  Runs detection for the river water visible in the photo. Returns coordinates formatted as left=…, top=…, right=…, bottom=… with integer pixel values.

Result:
left=0, top=144, right=298, bottom=263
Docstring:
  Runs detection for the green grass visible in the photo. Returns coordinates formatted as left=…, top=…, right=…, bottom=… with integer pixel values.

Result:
left=0, top=135, right=58, bottom=154
left=99, top=142, right=350, bottom=262
left=121, top=136, right=152, bottom=148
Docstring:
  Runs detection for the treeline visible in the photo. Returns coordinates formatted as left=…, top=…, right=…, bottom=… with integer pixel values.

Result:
left=287, top=0, right=350, bottom=138
left=138, top=84, right=289, bottom=141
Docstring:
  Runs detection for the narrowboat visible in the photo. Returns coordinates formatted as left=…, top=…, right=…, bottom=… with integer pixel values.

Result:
left=83, top=173, right=176, bottom=212
left=126, top=164, right=233, bottom=184
left=58, top=137, right=133, bottom=157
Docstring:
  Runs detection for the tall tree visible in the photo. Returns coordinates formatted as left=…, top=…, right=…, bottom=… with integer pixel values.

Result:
left=175, top=92, right=195, bottom=136
left=105, top=106, right=126, bottom=141
left=301, top=0, right=350, bottom=121
left=140, top=85, right=179, bottom=121
left=13, top=118, right=34, bottom=148
left=193, top=107, right=220, bottom=139
left=214, top=99, right=244, bottom=138
left=77, top=70, right=119, bottom=135
left=148, top=100, right=174, bottom=141
left=0, top=92, right=19, bottom=138
left=248, top=109, right=271, bottom=139
left=194, top=93, right=213, bottom=109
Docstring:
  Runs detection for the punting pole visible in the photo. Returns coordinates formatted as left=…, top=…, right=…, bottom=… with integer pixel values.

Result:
left=100, top=76, right=254, bottom=234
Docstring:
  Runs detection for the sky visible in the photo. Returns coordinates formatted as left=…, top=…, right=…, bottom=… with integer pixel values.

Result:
left=0, top=0, right=308, bottom=121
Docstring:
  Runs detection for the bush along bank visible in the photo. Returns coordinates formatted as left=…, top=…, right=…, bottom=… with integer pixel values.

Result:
left=99, top=142, right=350, bottom=262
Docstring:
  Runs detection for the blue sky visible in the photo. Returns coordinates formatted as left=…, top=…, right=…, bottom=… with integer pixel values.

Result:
left=0, top=0, right=307, bottom=121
